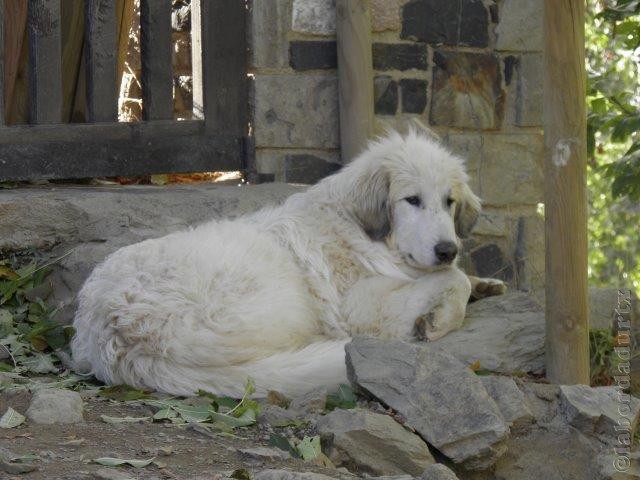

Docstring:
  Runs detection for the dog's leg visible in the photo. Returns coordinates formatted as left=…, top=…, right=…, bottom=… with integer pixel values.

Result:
left=343, top=268, right=471, bottom=341
left=468, top=275, right=507, bottom=301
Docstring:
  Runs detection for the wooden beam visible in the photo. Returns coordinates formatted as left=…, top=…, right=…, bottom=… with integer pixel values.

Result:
left=4, top=0, right=28, bottom=124
left=61, top=0, right=85, bottom=122
left=140, top=0, right=173, bottom=120
left=543, top=0, right=590, bottom=385
left=85, top=0, right=117, bottom=122
left=0, top=120, right=243, bottom=181
left=191, top=0, right=248, bottom=136
left=28, top=0, right=63, bottom=124
left=336, top=0, right=374, bottom=162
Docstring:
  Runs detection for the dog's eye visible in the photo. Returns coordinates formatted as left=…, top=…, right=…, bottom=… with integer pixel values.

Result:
left=446, top=197, right=455, bottom=207
left=404, top=196, right=421, bottom=207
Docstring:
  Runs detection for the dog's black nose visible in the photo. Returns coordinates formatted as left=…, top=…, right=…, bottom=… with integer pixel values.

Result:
left=434, top=241, right=458, bottom=264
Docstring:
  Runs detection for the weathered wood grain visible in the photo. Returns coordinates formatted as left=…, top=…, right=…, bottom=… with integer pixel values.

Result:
left=191, top=0, right=248, bottom=136
left=28, top=0, right=63, bottom=124
left=4, top=0, right=28, bottom=123
left=543, top=0, right=590, bottom=385
left=85, top=0, right=117, bottom=122
left=336, top=0, right=374, bottom=162
left=139, top=0, right=173, bottom=120
left=0, top=120, right=243, bottom=180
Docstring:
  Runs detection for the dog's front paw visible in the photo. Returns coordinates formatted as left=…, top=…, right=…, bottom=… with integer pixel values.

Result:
left=470, top=277, right=506, bottom=300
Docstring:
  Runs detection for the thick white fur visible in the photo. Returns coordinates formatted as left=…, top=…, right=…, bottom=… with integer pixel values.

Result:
left=71, top=128, right=481, bottom=398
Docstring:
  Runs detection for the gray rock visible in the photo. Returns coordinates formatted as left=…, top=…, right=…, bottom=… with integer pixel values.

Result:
left=589, top=287, right=640, bottom=331
left=518, top=382, right=561, bottom=425
left=289, top=386, right=329, bottom=415
left=480, top=376, right=534, bottom=429
left=346, top=338, right=509, bottom=470
left=420, top=464, right=459, bottom=480
left=493, top=426, right=602, bottom=480
left=515, top=53, right=543, bottom=127
left=257, top=405, right=302, bottom=427
left=0, top=184, right=301, bottom=324
left=559, top=385, right=640, bottom=442
left=254, top=471, right=336, bottom=480
left=94, top=469, right=136, bottom=480
left=597, top=451, right=640, bottom=480
left=26, top=388, right=84, bottom=424
left=316, top=408, right=435, bottom=476
left=432, top=292, right=545, bottom=374
left=251, top=0, right=290, bottom=69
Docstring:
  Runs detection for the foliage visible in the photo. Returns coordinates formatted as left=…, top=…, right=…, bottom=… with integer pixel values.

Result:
left=587, top=0, right=640, bottom=200
left=586, top=0, right=640, bottom=291
left=0, top=252, right=75, bottom=376
left=590, top=328, right=616, bottom=385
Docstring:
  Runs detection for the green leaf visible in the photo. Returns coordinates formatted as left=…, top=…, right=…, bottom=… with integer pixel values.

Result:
left=296, top=436, right=322, bottom=461
left=0, top=361, right=13, bottom=372
left=100, top=415, right=151, bottom=424
left=0, top=407, right=26, bottom=428
left=269, top=434, right=301, bottom=458
left=209, top=408, right=256, bottom=428
left=325, top=384, right=357, bottom=411
left=94, top=457, right=155, bottom=468
left=98, top=385, right=151, bottom=401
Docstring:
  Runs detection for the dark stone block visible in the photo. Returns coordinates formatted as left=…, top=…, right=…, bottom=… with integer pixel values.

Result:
left=471, top=244, right=514, bottom=282
left=372, top=43, right=428, bottom=71
left=400, top=79, right=427, bottom=114
left=401, top=0, right=489, bottom=47
left=430, top=50, right=504, bottom=129
left=374, top=76, right=398, bottom=115
left=284, top=154, right=342, bottom=184
left=289, top=41, right=337, bottom=71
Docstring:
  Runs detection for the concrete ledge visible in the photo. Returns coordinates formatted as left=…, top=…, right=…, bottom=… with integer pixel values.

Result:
left=1, top=183, right=302, bottom=323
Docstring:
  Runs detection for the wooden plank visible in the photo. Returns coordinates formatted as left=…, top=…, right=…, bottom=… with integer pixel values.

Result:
left=139, top=0, right=173, bottom=120
left=336, top=0, right=374, bottom=161
left=28, top=0, right=63, bottom=124
left=0, top=0, right=5, bottom=125
left=85, top=0, right=117, bottom=122
left=192, top=0, right=247, bottom=135
left=0, top=122, right=243, bottom=181
left=0, top=118, right=205, bottom=143
left=61, top=0, right=84, bottom=122
left=4, top=0, right=28, bottom=123
left=543, top=0, right=590, bottom=385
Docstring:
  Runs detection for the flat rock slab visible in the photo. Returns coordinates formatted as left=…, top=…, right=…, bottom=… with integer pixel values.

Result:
left=26, top=388, right=84, bottom=424
left=421, top=464, right=460, bottom=480
left=316, top=408, right=434, bottom=476
left=346, top=338, right=509, bottom=470
left=480, top=376, right=534, bottom=429
left=433, top=292, right=545, bottom=374
left=560, top=385, right=640, bottom=443
left=0, top=184, right=301, bottom=323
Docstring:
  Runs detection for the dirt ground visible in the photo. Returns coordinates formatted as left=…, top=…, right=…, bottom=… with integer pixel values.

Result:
left=0, top=388, right=331, bottom=480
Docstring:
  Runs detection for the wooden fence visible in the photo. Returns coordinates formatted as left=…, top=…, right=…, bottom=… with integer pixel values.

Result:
left=0, top=0, right=248, bottom=181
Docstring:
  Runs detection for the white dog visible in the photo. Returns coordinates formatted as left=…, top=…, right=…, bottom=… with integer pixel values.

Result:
left=71, top=127, right=503, bottom=397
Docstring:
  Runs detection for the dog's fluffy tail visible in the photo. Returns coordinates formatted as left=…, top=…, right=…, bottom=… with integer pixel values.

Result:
left=76, top=339, right=351, bottom=398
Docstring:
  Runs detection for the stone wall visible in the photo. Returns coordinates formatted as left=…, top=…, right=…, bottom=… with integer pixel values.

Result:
left=250, top=0, right=545, bottom=291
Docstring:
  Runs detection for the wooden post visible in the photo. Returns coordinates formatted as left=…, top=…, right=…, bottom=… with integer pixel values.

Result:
left=336, top=0, right=374, bottom=162
left=543, top=0, right=590, bottom=385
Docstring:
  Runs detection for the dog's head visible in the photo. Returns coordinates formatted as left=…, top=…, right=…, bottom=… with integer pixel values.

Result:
left=345, top=126, right=480, bottom=270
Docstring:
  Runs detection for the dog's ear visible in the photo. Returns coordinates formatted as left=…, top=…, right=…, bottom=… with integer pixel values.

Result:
left=455, top=183, right=481, bottom=238
left=349, top=161, right=391, bottom=240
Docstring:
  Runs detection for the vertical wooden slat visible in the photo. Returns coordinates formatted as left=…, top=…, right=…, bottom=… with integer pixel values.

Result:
left=139, top=0, right=172, bottom=120
left=543, top=0, right=590, bottom=385
left=61, top=0, right=85, bottom=122
left=28, top=0, right=62, bottom=124
left=85, top=0, right=117, bottom=122
left=4, top=0, right=28, bottom=123
left=0, top=0, right=6, bottom=125
left=192, top=0, right=247, bottom=136
left=336, top=0, right=374, bottom=161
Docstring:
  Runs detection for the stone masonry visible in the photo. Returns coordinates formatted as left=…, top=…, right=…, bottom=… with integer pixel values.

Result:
left=250, top=0, right=544, bottom=291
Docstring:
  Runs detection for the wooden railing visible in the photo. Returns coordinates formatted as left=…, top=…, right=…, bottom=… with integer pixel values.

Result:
left=0, top=0, right=248, bottom=181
